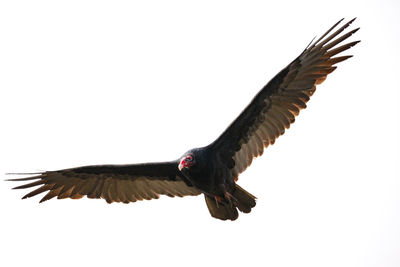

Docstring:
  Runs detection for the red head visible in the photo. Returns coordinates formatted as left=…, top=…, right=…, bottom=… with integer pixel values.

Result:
left=178, top=154, right=195, bottom=171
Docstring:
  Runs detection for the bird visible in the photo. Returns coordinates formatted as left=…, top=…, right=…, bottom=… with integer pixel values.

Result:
left=8, top=18, right=359, bottom=221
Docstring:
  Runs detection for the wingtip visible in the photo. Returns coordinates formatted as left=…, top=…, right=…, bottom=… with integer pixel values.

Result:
left=336, top=17, right=357, bottom=29
left=305, top=35, right=317, bottom=50
left=6, top=177, right=38, bottom=182
left=6, top=172, right=43, bottom=175
left=5, top=172, right=45, bottom=182
left=334, top=18, right=345, bottom=28
left=6, top=178, right=26, bottom=182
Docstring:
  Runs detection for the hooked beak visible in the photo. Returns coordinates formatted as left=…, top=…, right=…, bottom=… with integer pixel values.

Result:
left=178, top=156, right=193, bottom=171
left=178, top=162, right=184, bottom=171
left=178, top=158, right=186, bottom=171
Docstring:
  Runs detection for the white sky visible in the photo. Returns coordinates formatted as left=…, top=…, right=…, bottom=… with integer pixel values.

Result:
left=1, top=1, right=399, bottom=266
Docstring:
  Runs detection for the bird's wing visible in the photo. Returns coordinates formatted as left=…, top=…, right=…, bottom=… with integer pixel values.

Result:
left=209, top=18, right=360, bottom=180
left=8, top=161, right=201, bottom=203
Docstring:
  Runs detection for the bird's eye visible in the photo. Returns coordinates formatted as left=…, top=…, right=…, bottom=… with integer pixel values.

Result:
left=186, top=155, right=193, bottom=161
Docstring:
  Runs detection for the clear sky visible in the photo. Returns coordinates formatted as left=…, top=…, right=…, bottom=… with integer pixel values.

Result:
left=1, top=1, right=399, bottom=267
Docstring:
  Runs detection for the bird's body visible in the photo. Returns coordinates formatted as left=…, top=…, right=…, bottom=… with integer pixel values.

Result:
left=8, top=18, right=360, bottom=220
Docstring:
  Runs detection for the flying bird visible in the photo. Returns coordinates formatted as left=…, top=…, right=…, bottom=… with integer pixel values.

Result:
left=8, top=18, right=359, bottom=221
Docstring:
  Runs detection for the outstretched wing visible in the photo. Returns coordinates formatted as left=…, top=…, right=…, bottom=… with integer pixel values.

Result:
left=8, top=161, right=201, bottom=203
left=210, top=18, right=360, bottom=180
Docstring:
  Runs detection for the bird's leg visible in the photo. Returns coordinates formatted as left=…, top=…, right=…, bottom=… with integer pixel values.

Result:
left=224, top=191, right=237, bottom=207
left=225, top=191, right=237, bottom=202
left=214, top=196, right=224, bottom=208
left=213, top=192, right=237, bottom=208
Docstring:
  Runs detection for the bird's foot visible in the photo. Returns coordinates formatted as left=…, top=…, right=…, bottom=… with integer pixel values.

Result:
left=224, top=191, right=237, bottom=201
left=224, top=191, right=237, bottom=207
left=214, top=196, right=224, bottom=208
left=214, top=192, right=237, bottom=208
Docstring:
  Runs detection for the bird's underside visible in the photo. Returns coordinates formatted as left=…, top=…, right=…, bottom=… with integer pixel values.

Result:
left=8, top=18, right=359, bottom=221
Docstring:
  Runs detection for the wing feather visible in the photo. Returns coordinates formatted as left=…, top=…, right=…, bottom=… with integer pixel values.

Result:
left=253, top=131, right=264, bottom=155
left=87, top=177, right=104, bottom=199
left=70, top=179, right=87, bottom=196
left=13, top=180, right=45, bottom=189
left=58, top=186, right=75, bottom=199
left=70, top=193, right=84, bottom=199
left=41, top=186, right=64, bottom=203
left=22, top=184, right=54, bottom=199
left=210, top=18, right=359, bottom=180
left=8, top=161, right=200, bottom=204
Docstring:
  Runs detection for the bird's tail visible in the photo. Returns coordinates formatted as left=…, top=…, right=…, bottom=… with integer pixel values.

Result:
left=204, top=184, right=256, bottom=221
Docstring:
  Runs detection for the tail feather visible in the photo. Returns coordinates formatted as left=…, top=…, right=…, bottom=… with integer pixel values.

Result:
left=204, top=184, right=256, bottom=221
left=205, top=195, right=238, bottom=221
left=232, top=184, right=256, bottom=213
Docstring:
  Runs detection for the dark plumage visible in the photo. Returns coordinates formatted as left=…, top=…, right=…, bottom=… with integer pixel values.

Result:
left=8, top=18, right=359, bottom=220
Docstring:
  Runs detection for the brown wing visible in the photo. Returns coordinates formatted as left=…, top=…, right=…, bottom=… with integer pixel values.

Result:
left=8, top=161, right=201, bottom=203
left=210, top=18, right=360, bottom=180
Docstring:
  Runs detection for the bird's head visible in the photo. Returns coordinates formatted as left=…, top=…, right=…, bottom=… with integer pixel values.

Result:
left=178, top=153, right=195, bottom=171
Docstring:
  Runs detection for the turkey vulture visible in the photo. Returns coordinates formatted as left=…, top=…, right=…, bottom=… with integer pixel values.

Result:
left=8, top=18, right=359, bottom=221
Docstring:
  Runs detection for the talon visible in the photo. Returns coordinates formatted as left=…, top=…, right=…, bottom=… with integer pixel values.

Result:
left=225, top=192, right=237, bottom=202
left=214, top=193, right=237, bottom=208
left=214, top=196, right=223, bottom=208
left=223, top=192, right=237, bottom=207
